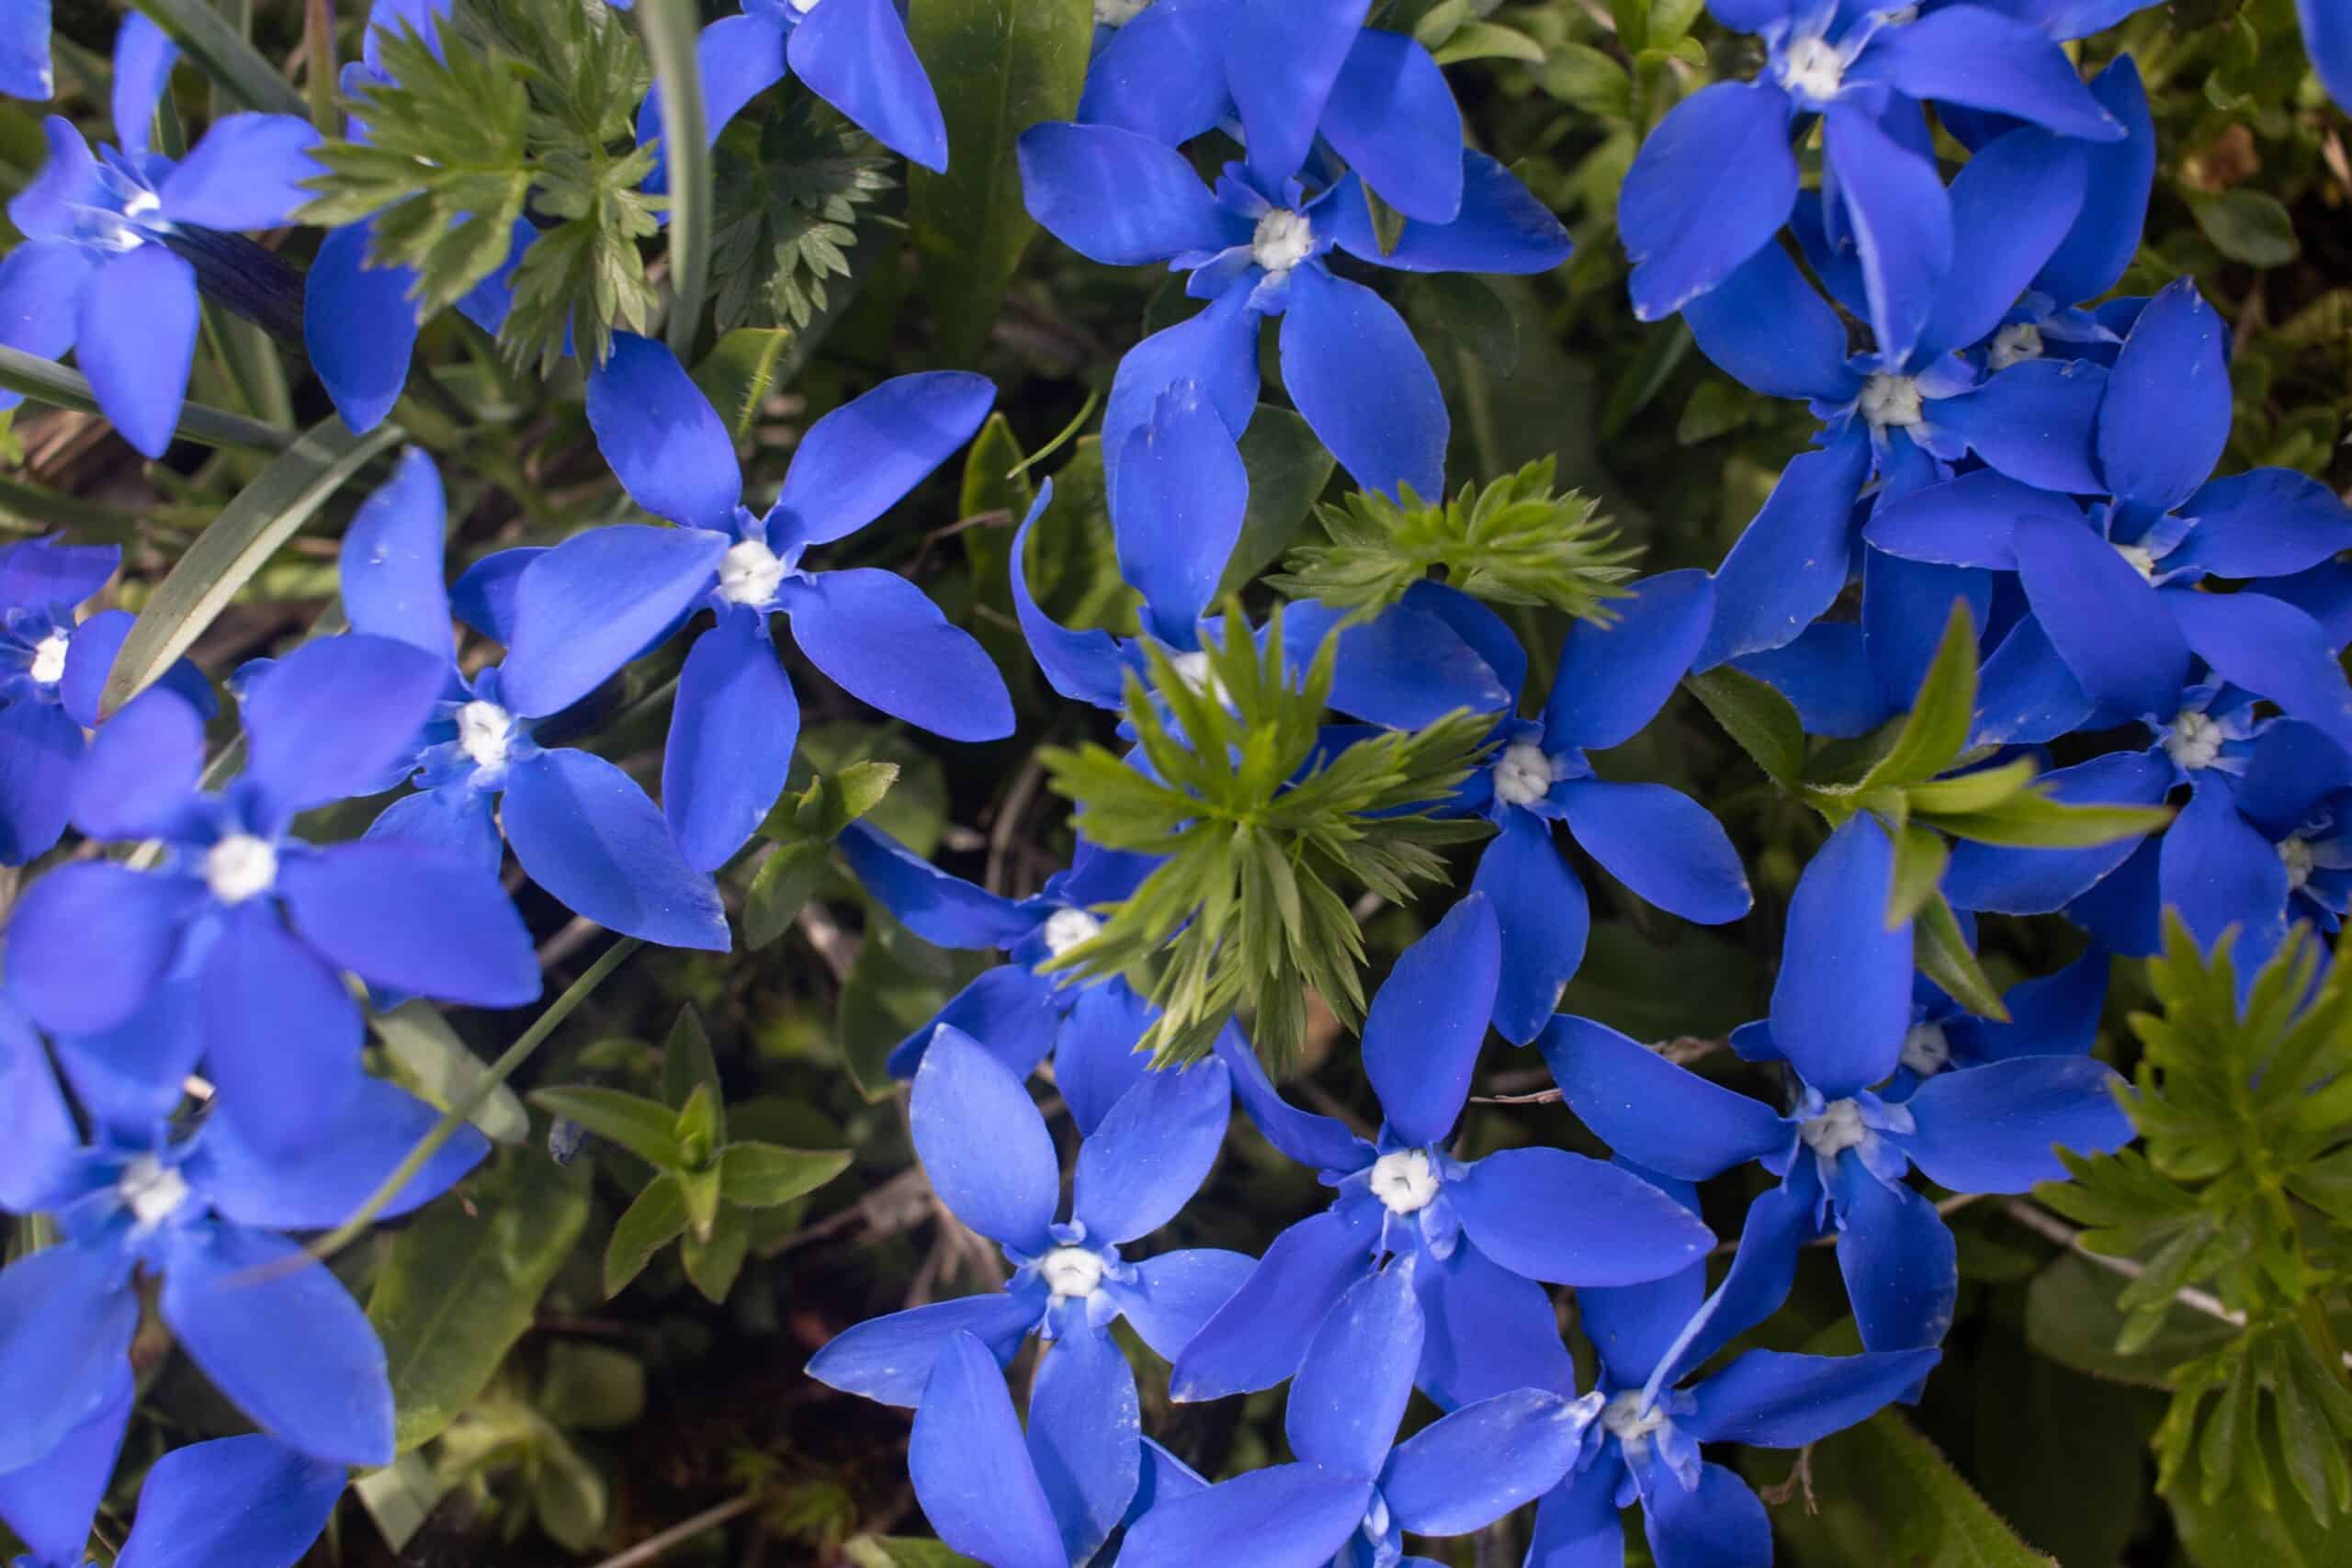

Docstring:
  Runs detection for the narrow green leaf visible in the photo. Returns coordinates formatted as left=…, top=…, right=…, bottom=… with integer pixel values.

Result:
left=604, top=1173, right=691, bottom=1297
left=1916, top=893, right=2011, bottom=1021
left=719, top=1142, right=854, bottom=1209
left=680, top=1202, right=751, bottom=1303
left=0, top=344, right=294, bottom=455
left=1859, top=600, right=1978, bottom=793
left=843, top=1536, right=988, bottom=1568
left=1741, top=1411, right=2057, bottom=1567
left=637, top=0, right=712, bottom=356
left=99, top=416, right=404, bottom=716
left=673, top=1083, right=722, bottom=1169
left=1685, top=666, right=1806, bottom=784
left=529, top=1085, right=686, bottom=1168
left=1920, top=791, right=2174, bottom=849
left=368, top=1148, right=591, bottom=1451
left=658, top=1003, right=722, bottom=1132
left=691, top=327, right=793, bottom=440
left=1432, top=20, right=1548, bottom=63
left=1218, top=408, right=1338, bottom=594
left=907, top=0, right=1092, bottom=363
left=369, top=1000, right=529, bottom=1146
left=677, top=1161, right=723, bottom=1240
left=1889, top=823, right=1951, bottom=930
left=1905, top=757, right=2039, bottom=815
left=744, top=839, right=831, bottom=950
left=797, top=761, right=903, bottom=839
left=126, top=0, right=308, bottom=116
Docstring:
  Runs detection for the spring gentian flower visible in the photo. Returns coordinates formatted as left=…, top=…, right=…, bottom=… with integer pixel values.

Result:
left=0, top=1430, right=345, bottom=1568
left=807, top=1025, right=1243, bottom=1563
left=1175, top=897, right=1714, bottom=1409
left=339, top=448, right=730, bottom=950
left=304, top=0, right=536, bottom=434
left=1544, top=814, right=2134, bottom=1354
left=0, top=17, right=321, bottom=456
left=1125, top=1259, right=1599, bottom=1568
left=631, top=0, right=948, bottom=175
left=1618, top=0, right=2124, bottom=323
left=1423, top=573, right=1749, bottom=1042
left=0, top=1043, right=485, bottom=1472
left=0, top=535, right=213, bottom=863
left=1018, top=71, right=1569, bottom=500
left=0, top=0, right=48, bottom=99
left=1885, top=942, right=2109, bottom=1100
left=5, top=637, right=540, bottom=1151
left=500, top=333, right=1010, bottom=872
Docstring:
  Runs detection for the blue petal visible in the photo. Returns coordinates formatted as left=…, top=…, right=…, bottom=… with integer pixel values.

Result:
left=1453, top=1147, right=1714, bottom=1285
left=1278, top=263, right=1446, bottom=502
left=1018, top=121, right=1234, bottom=265
left=501, top=525, right=728, bottom=718
left=0, top=1001, right=78, bottom=1211
left=2066, top=836, right=2163, bottom=959
left=1075, top=1056, right=1230, bottom=1242
left=1539, top=1013, right=1787, bottom=1179
left=2033, top=56, right=2155, bottom=306
left=278, top=838, right=537, bottom=1005
left=2235, top=719, right=2352, bottom=840
left=2097, top=278, right=2230, bottom=518
left=1330, top=153, right=1572, bottom=275
left=1009, top=485, right=1128, bottom=709
left=240, top=633, right=448, bottom=817
left=1402, top=581, right=1527, bottom=702
left=1286, top=1258, right=1420, bottom=1478
left=1114, top=381, right=1249, bottom=642
left=911, top=1023, right=1059, bottom=1253
left=502, top=748, right=730, bottom=950
left=1101, top=288, right=1262, bottom=496
left=0, top=0, right=50, bottom=100
left=1770, top=816, right=1911, bottom=1097
left=1685, top=1347, right=1939, bottom=1447
left=1822, top=98, right=1952, bottom=368
left=110, top=15, right=176, bottom=159
left=886, top=965, right=1064, bottom=1083
left=1053, top=979, right=1159, bottom=1136
left=1560, top=780, right=1752, bottom=924
left=1656, top=1182, right=1816, bottom=1387
left=51, top=976, right=203, bottom=1140
left=2168, top=589, right=2352, bottom=752
left=1579, top=1251, right=1707, bottom=1393
left=113, top=1435, right=346, bottom=1568
left=1215, top=1028, right=1372, bottom=1175
left=2303, top=0, right=2352, bottom=114
left=2014, top=510, right=2188, bottom=718
left=1935, top=362, right=2112, bottom=496
left=908, top=1333, right=1066, bottom=1568
left=1941, top=750, right=2170, bottom=914
left=1861, top=552, right=1991, bottom=714
left=636, top=14, right=785, bottom=181
left=1681, top=241, right=1853, bottom=400
left=1408, top=1234, right=1576, bottom=1408
left=1170, top=1203, right=1379, bottom=1401
left=836, top=820, right=1036, bottom=949
left=583, top=333, right=742, bottom=528
left=781, top=567, right=1013, bottom=739
left=160, top=1223, right=394, bottom=1465
left=1619, top=81, right=1796, bottom=321
left=5, top=862, right=196, bottom=1035
left=1472, top=814, right=1590, bottom=1045
left=448, top=546, right=541, bottom=646
left=1320, top=29, right=1463, bottom=224
left=663, top=611, right=797, bottom=871
left=339, top=446, right=453, bottom=656
left=1228, top=0, right=1370, bottom=192
left=1945, top=944, right=2109, bottom=1066
left=786, top=0, right=948, bottom=172
left=200, top=901, right=365, bottom=1152
left=2159, top=773, right=2290, bottom=967
left=1283, top=593, right=1514, bottom=728
left=7, top=118, right=97, bottom=243
left=1076, top=0, right=1229, bottom=145
left=0, top=1369, right=128, bottom=1564
left=1862, top=469, right=2045, bottom=570
left=0, top=532, right=116, bottom=611
left=1116, top=1460, right=1373, bottom=1568
left=78, top=245, right=198, bottom=459
left=1739, top=623, right=1887, bottom=739
left=158, top=115, right=321, bottom=230
left=805, top=1292, right=1043, bottom=1406
left=0, top=697, right=78, bottom=863
left=1832, top=1161, right=1959, bottom=1353
left=1363, top=893, right=1498, bottom=1145
left=198, top=1073, right=487, bottom=1230
left=308, top=223, right=420, bottom=435
left=1915, top=129, right=2088, bottom=360
left=1384, top=1388, right=1589, bottom=1536
left=1546, top=569, right=1716, bottom=748
left=1100, top=1247, right=1257, bottom=1362
left=1893, top=1055, right=2132, bottom=1192
left=0, top=241, right=92, bottom=376
left=1526, top=1450, right=1626, bottom=1568
left=1849, top=6, right=2127, bottom=140
left=772, top=371, right=996, bottom=548
left=2169, top=467, right=2352, bottom=579
left=366, top=784, right=502, bottom=873
left=1027, top=1322, right=1142, bottom=1564
left=1641, top=1461, right=1773, bottom=1568
left=1697, top=429, right=1872, bottom=668
left=0, top=1242, right=136, bottom=1473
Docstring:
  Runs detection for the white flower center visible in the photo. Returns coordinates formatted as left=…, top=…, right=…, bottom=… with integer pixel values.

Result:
left=1601, top=1390, right=1668, bottom=1442
left=1899, top=1021, right=1951, bottom=1076
left=1039, top=1246, right=1105, bottom=1298
left=2163, top=709, right=2224, bottom=772
left=1492, top=741, right=1558, bottom=808
left=2280, top=836, right=2315, bottom=891
left=28, top=633, right=68, bottom=686
left=1778, top=36, right=1846, bottom=102
left=119, top=1154, right=190, bottom=1228
left=1368, top=1150, right=1440, bottom=1215
left=1799, top=1097, right=1868, bottom=1158
left=1858, top=373, right=1923, bottom=428
left=717, top=539, right=788, bottom=608
left=2114, top=542, right=2158, bottom=582
left=1043, top=907, right=1102, bottom=957
left=204, top=834, right=278, bottom=904
left=456, top=700, right=514, bottom=770
left=122, top=188, right=162, bottom=221
left=788, top=0, right=820, bottom=12
left=1987, top=322, right=2044, bottom=371
left=1095, top=0, right=1152, bottom=22
left=1251, top=209, right=1315, bottom=276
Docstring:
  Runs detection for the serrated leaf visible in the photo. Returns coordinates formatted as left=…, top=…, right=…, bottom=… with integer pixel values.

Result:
left=719, top=1143, right=854, bottom=1209
left=1686, top=666, right=1806, bottom=784
left=529, top=1085, right=686, bottom=1168
left=604, top=1172, right=691, bottom=1297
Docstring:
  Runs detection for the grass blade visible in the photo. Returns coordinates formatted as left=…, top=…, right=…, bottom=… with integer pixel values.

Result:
left=0, top=345, right=294, bottom=455
left=125, top=0, right=308, bottom=118
left=637, top=0, right=712, bottom=359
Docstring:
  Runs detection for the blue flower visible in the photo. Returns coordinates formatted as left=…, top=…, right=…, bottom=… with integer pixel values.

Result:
left=1545, top=814, right=2135, bottom=1354
left=1418, top=575, right=1750, bottom=1043
left=304, top=0, right=537, bottom=435
left=1125, top=1259, right=1600, bottom=1568
left=0, top=1036, right=485, bottom=1472
left=630, top=0, right=948, bottom=176
left=1618, top=0, right=2132, bottom=324
left=0, top=535, right=213, bottom=864
left=1176, top=897, right=1715, bottom=1410
left=1, top=1430, right=345, bottom=1568
left=338, top=447, right=731, bottom=951
left=1017, top=62, right=1568, bottom=501
left=807, top=1025, right=1243, bottom=1563
left=2301, top=0, right=2352, bottom=111
left=4, top=636, right=541, bottom=1152
left=0, top=17, right=322, bottom=456
left=0, top=0, right=49, bottom=100
left=498, top=333, right=1012, bottom=872
left=1884, top=942, right=2109, bottom=1101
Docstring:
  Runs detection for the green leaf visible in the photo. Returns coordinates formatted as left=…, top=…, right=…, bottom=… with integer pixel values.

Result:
left=1906, top=757, right=2039, bottom=815
left=537, top=1342, right=647, bottom=1431
left=843, top=1538, right=987, bottom=1568
left=528, top=1427, right=609, bottom=1551
left=692, top=327, right=794, bottom=440
left=1889, top=823, right=1951, bottom=929
left=1431, top=20, right=1548, bottom=63
left=1418, top=274, right=1520, bottom=380
left=603, top=1172, right=692, bottom=1297
left=637, top=0, right=712, bottom=356
left=126, top=0, right=307, bottom=116
left=709, top=98, right=896, bottom=334
left=529, top=1086, right=686, bottom=1168
left=1685, top=666, right=1806, bottom=784
left=368, top=1147, right=591, bottom=1451
left=1919, top=790, right=2173, bottom=849
left=1858, top=600, right=1977, bottom=793
left=744, top=839, right=831, bottom=951
left=680, top=1202, right=751, bottom=1303
left=797, top=761, right=903, bottom=839
left=99, top=417, right=405, bottom=717
left=0, top=344, right=293, bottom=454
left=1742, top=1411, right=2057, bottom=1566
left=1218, top=408, right=1338, bottom=595
left=353, top=1452, right=454, bottom=1557
left=958, top=412, right=1037, bottom=627
left=658, top=1004, right=722, bottom=1130
left=907, top=0, right=1092, bottom=363
left=2185, top=188, right=2301, bottom=269
left=1916, top=892, right=2010, bottom=1021
left=718, top=1143, right=854, bottom=1209
left=676, top=1160, right=723, bottom=1240
left=2025, top=1252, right=2236, bottom=1390
left=674, top=1083, right=722, bottom=1169
left=837, top=926, right=962, bottom=1099
left=369, top=1000, right=529, bottom=1146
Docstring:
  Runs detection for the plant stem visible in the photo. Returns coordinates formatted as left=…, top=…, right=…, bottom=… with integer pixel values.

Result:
left=585, top=1494, right=759, bottom=1568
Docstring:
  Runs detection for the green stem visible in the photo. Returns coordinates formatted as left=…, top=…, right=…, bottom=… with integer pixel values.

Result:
left=306, top=0, right=340, bottom=135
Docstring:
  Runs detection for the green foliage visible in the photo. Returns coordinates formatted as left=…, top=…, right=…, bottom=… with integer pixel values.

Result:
left=298, top=0, right=661, bottom=371
left=2037, top=921, right=2352, bottom=1527
left=1040, top=604, right=1494, bottom=1066
left=712, top=100, right=897, bottom=333
left=745, top=761, right=902, bottom=949
left=1269, top=459, right=1636, bottom=618
left=1742, top=1409, right=2059, bottom=1566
